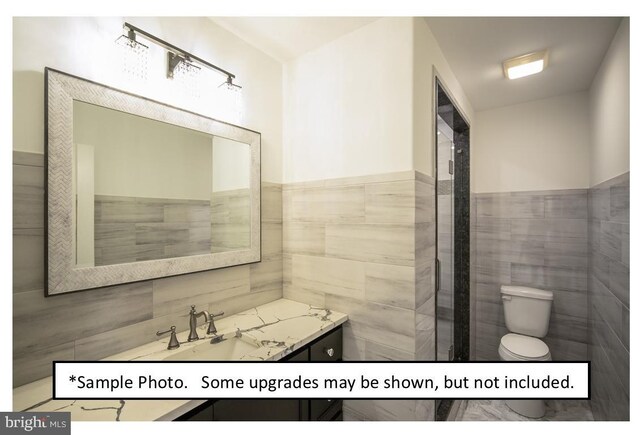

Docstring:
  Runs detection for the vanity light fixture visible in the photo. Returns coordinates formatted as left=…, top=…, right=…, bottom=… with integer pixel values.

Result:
left=167, top=52, right=201, bottom=80
left=118, top=22, right=242, bottom=90
left=503, top=50, right=548, bottom=80
left=115, top=26, right=149, bottom=79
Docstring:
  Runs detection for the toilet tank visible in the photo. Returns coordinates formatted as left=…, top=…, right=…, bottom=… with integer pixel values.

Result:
left=500, top=286, right=553, bottom=337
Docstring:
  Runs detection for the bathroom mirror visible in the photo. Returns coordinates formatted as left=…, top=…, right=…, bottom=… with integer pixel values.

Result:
left=46, top=68, right=261, bottom=295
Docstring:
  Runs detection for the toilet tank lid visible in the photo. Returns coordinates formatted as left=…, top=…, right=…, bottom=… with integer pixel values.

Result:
left=500, top=285, right=553, bottom=300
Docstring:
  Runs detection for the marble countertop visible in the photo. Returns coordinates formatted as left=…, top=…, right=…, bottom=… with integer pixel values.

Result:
left=13, top=298, right=348, bottom=421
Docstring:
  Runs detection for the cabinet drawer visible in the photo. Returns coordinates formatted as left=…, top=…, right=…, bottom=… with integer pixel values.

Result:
left=311, top=399, right=342, bottom=421
left=310, top=327, right=342, bottom=362
left=213, top=400, right=301, bottom=421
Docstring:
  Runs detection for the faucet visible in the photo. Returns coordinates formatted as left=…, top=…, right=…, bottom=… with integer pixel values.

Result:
left=188, top=305, right=225, bottom=341
left=188, top=305, right=209, bottom=342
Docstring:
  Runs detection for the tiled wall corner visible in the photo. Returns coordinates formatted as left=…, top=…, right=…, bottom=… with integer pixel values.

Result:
left=588, top=172, right=629, bottom=421
left=283, top=171, right=436, bottom=421
left=12, top=151, right=282, bottom=387
left=473, top=188, right=589, bottom=362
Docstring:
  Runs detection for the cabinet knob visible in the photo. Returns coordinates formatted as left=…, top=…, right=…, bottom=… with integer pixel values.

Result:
left=325, top=347, right=335, bottom=357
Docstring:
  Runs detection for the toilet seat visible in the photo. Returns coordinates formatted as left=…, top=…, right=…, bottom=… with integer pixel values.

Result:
left=499, top=333, right=551, bottom=361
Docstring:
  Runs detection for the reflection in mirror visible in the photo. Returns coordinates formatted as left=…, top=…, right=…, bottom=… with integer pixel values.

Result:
left=72, top=101, right=251, bottom=268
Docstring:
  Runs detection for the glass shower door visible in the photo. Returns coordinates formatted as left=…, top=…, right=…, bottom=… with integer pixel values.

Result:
left=436, top=116, right=455, bottom=362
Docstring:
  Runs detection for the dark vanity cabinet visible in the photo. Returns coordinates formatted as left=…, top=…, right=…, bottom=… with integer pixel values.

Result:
left=175, top=325, right=343, bottom=422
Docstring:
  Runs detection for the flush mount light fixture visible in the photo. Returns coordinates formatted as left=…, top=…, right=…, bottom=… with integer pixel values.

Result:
left=117, top=22, right=242, bottom=90
left=503, top=50, right=548, bottom=80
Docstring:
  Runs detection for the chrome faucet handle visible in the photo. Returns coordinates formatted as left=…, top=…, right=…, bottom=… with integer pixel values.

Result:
left=156, top=326, right=180, bottom=350
left=206, top=311, right=225, bottom=335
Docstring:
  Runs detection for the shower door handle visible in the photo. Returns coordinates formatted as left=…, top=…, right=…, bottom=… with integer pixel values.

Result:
left=435, top=258, right=440, bottom=293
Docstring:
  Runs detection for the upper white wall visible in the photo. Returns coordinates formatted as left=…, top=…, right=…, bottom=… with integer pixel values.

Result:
left=473, top=91, right=590, bottom=193
left=589, top=18, right=629, bottom=187
left=283, top=18, right=414, bottom=183
left=282, top=17, right=475, bottom=183
left=413, top=18, right=475, bottom=179
left=13, top=17, right=283, bottom=183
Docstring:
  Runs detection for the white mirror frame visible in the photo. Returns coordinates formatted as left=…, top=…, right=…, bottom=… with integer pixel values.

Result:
left=45, top=68, right=261, bottom=295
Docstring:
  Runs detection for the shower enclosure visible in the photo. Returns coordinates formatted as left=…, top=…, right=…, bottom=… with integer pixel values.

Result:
left=434, top=78, right=470, bottom=420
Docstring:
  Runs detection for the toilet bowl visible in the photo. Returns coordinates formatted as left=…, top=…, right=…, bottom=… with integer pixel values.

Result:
left=499, top=285, right=554, bottom=419
left=498, top=333, right=551, bottom=419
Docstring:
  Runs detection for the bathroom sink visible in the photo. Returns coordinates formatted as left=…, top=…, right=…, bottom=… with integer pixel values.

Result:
left=164, top=336, right=259, bottom=361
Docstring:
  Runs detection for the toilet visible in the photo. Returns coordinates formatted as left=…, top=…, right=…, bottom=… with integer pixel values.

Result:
left=499, top=285, right=554, bottom=418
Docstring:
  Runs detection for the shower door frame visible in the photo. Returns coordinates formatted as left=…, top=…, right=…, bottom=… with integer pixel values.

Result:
left=433, top=73, right=471, bottom=420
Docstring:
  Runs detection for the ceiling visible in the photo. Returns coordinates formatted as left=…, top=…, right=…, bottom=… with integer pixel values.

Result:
left=209, top=17, right=622, bottom=111
left=209, top=17, right=379, bottom=62
left=425, top=17, right=622, bottom=111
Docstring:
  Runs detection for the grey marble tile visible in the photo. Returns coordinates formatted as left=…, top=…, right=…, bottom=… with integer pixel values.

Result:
left=547, top=312, right=587, bottom=344
left=206, top=288, right=282, bottom=321
left=94, top=223, right=136, bottom=248
left=261, top=222, right=282, bottom=261
left=509, top=238, right=545, bottom=266
left=13, top=228, right=44, bottom=293
left=283, top=222, right=325, bottom=256
left=592, top=308, right=629, bottom=403
left=590, top=343, right=629, bottom=420
left=609, top=175, right=629, bottom=223
left=13, top=151, right=44, bottom=167
left=249, top=258, right=283, bottom=293
left=591, top=250, right=610, bottom=288
left=415, top=400, right=435, bottom=421
left=590, top=275, right=627, bottom=350
left=14, top=282, right=153, bottom=353
left=13, top=341, right=74, bottom=387
left=545, top=336, right=587, bottom=361
left=511, top=218, right=587, bottom=240
left=474, top=218, right=511, bottom=241
left=588, top=218, right=601, bottom=251
left=475, top=300, right=504, bottom=326
left=475, top=259, right=511, bottom=285
left=510, top=192, right=545, bottom=218
left=511, top=264, right=586, bottom=292
left=344, top=399, right=417, bottom=421
left=475, top=283, right=502, bottom=304
left=620, top=223, right=629, bottom=267
left=544, top=191, right=588, bottom=219
left=365, top=180, right=415, bottom=224
left=474, top=320, right=507, bottom=361
left=292, top=255, right=365, bottom=299
left=475, top=193, right=510, bottom=218
left=13, top=163, right=44, bottom=230
left=261, top=182, right=282, bottom=223
left=74, top=314, right=184, bottom=362
left=550, top=288, right=588, bottom=319
left=365, top=340, right=415, bottom=361
left=458, top=399, right=593, bottom=421
left=544, top=238, right=588, bottom=268
left=415, top=260, right=434, bottom=312
left=415, top=179, right=435, bottom=224
left=600, top=221, right=623, bottom=262
left=589, top=185, right=610, bottom=221
left=325, top=223, right=414, bottom=266
left=608, top=260, right=629, bottom=308
left=287, top=185, right=365, bottom=223
left=341, top=324, right=366, bottom=361
left=475, top=239, right=512, bottom=263
left=364, top=263, right=415, bottom=309
left=153, top=266, right=250, bottom=316
left=282, top=284, right=325, bottom=307
left=326, top=295, right=415, bottom=353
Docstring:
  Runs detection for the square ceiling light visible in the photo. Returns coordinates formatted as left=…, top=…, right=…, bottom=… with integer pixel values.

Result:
left=503, top=50, right=549, bottom=80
